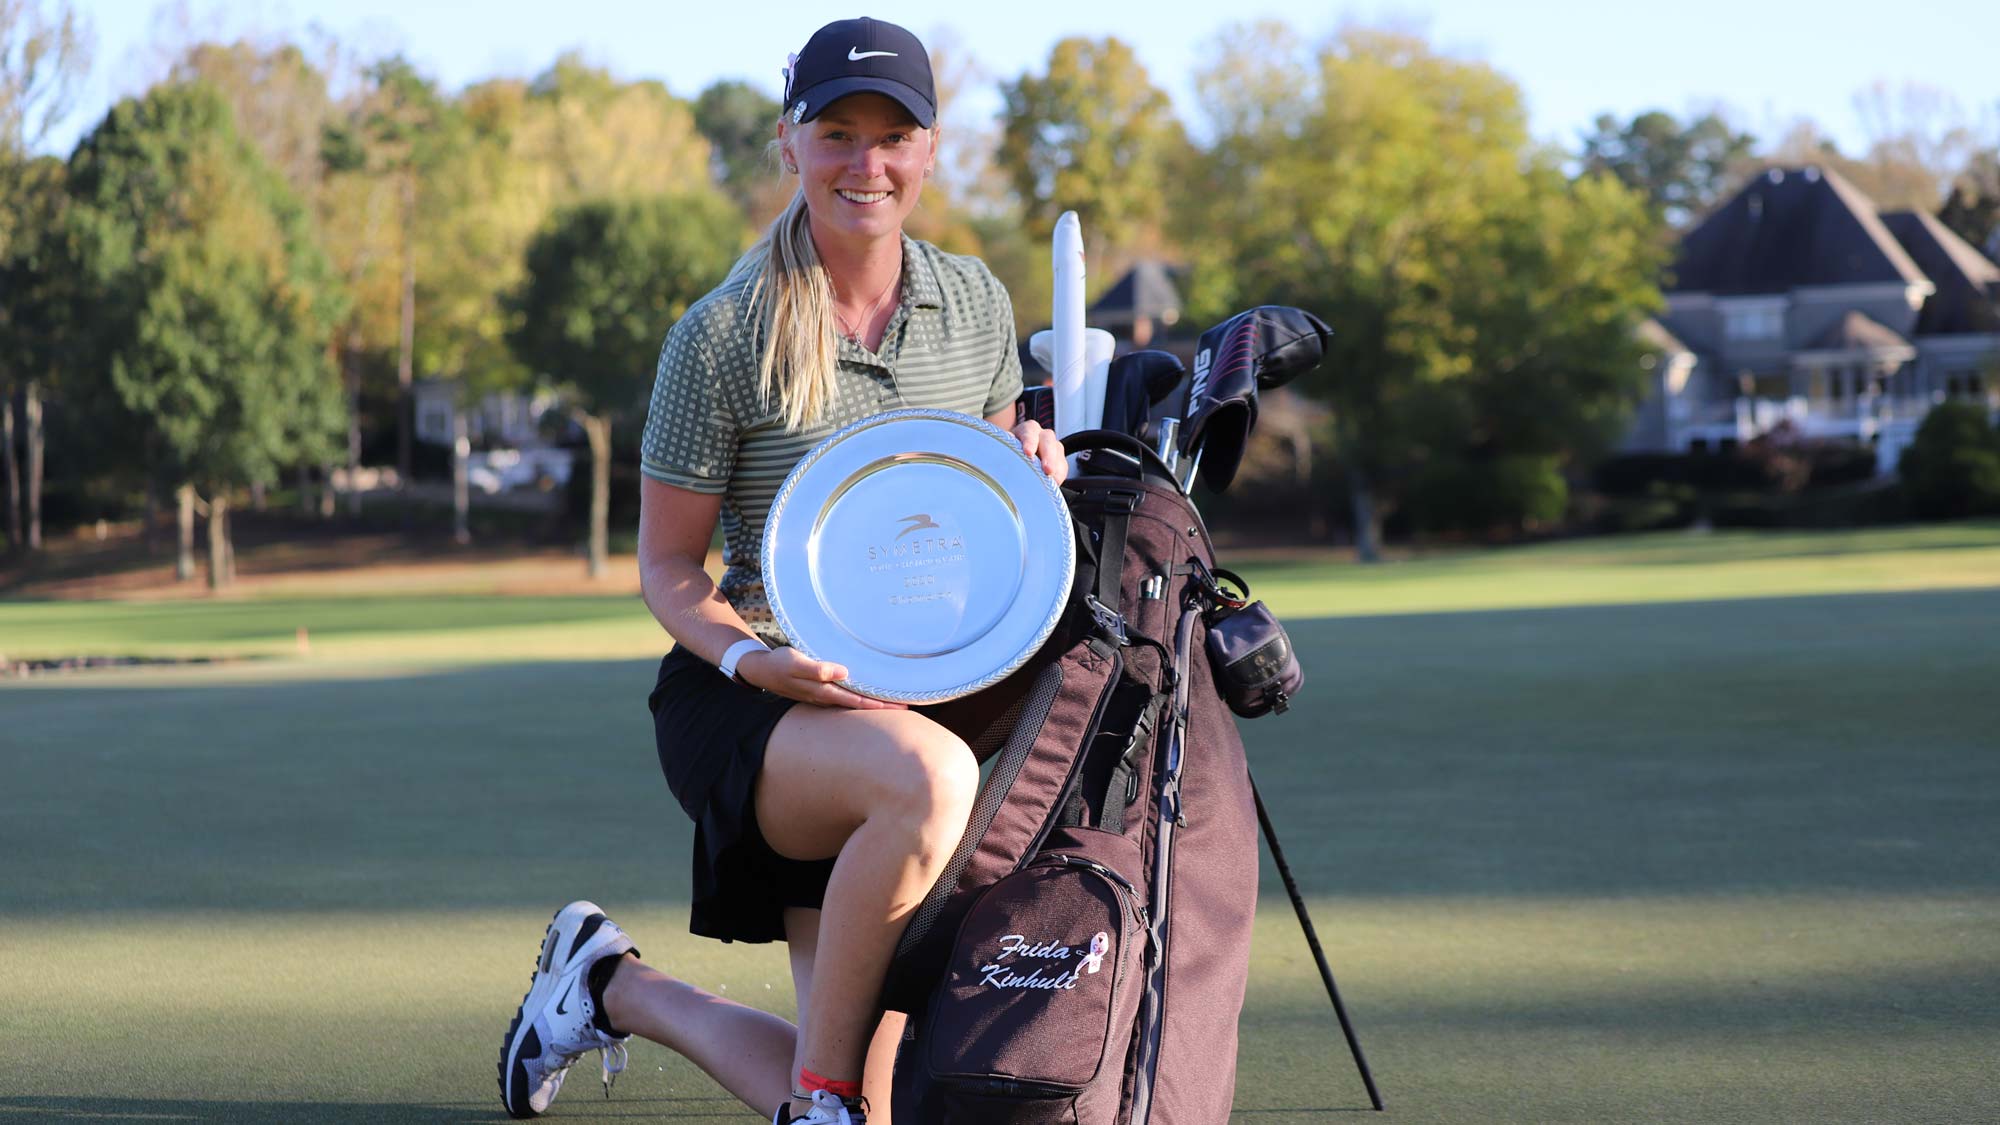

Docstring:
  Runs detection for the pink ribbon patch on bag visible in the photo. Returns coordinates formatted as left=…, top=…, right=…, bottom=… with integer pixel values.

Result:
left=1081, top=931, right=1109, bottom=974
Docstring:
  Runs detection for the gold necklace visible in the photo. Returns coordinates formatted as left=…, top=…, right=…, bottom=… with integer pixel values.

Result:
left=834, top=272, right=900, bottom=344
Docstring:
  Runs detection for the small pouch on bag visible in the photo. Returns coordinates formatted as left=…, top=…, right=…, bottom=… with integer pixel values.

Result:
left=922, top=850, right=1145, bottom=1121
left=1199, top=566, right=1303, bottom=718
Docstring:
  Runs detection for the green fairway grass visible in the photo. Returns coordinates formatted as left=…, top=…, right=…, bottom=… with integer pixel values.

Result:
left=0, top=593, right=665, bottom=664
left=1243, top=520, right=2000, bottom=618
left=4, top=522, right=1998, bottom=664
left=3, top=527, right=1998, bottom=1121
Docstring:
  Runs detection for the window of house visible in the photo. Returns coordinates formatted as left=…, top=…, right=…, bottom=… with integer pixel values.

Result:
left=1938, top=369, right=1997, bottom=399
left=421, top=405, right=452, bottom=438
left=1723, top=301, right=1785, bottom=341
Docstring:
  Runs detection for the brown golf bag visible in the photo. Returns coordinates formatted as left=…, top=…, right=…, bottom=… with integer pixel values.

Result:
left=887, top=430, right=1261, bottom=1124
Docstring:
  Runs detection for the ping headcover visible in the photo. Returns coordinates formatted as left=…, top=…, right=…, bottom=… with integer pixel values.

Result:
left=1183, top=306, right=1333, bottom=491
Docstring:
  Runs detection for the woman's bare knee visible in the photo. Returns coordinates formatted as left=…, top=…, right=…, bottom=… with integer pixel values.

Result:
left=873, top=719, right=977, bottom=828
left=759, top=710, right=976, bottom=861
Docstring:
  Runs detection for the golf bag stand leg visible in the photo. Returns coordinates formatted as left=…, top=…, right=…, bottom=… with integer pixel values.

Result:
left=1250, top=772, right=1386, bottom=1111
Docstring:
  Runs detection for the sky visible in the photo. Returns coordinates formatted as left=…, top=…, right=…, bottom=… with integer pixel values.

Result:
left=41, top=0, right=2000, bottom=161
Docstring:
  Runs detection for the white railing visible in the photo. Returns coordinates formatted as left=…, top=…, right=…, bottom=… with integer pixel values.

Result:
left=1676, top=394, right=1955, bottom=431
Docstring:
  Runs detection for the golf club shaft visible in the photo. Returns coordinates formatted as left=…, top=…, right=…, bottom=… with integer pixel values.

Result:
left=1251, top=775, right=1385, bottom=1111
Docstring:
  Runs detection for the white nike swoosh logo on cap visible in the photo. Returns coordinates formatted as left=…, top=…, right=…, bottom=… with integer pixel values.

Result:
left=848, top=48, right=898, bottom=60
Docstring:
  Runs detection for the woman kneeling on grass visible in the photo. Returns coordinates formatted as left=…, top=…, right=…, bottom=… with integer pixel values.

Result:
left=496, top=17, right=1064, bottom=1125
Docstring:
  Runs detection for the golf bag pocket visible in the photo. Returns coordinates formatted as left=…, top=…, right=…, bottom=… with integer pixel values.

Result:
left=1206, top=599, right=1302, bottom=717
left=921, top=851, right=1146, bottom=1122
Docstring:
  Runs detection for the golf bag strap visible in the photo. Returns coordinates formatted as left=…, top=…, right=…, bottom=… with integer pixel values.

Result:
left=1209, top=566, right=1251, bottom=599
left=1100, top=690, right=1169, bottom=832
left=1175, top=560, right=1252, bottom=618
left=1096, top=493, right=1138, bottom=610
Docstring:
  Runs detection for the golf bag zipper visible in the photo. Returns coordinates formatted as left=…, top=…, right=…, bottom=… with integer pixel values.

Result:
left=1130, top=604, right=1200, bottom=1123
left=948, top=1076, right=1084, bottom=1100
left=1043, top=852, right=1150, bottom=932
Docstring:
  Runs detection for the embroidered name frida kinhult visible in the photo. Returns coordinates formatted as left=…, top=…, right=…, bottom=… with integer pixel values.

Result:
left=976, top=932, right=1112, bottom=991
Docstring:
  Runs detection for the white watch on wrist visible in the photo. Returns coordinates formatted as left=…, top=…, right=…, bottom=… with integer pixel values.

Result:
left=717, top=637, right=770, bottom=685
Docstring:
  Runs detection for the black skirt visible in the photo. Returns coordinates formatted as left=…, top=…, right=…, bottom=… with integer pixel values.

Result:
left=649, top=645, right=837, bottom=944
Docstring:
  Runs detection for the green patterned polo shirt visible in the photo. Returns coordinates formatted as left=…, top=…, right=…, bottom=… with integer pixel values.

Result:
left=640, top=234, right=1022, bottom=647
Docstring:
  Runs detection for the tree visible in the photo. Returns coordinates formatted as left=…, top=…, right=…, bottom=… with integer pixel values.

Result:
left=1, top=0, right=90, bottom=551
left=1179, top=26, right=1665, bottom=558
left=63, top=81, right=346, bottom=585
left=966, top=213, right=1052, bottom=342
left=997, top=37, right=1185, bottom=269
left=0, top=0, right=90, bottom=157
left=507, top=193, right=744, bottom=577
left=168, top=38, right=332, bottom=198
left=417, top=58, right=716, bottom=543
left=1850, top=81, right=1983, bottom=210
left=693, top=79, right=778, bottom=196
left=159, top=34, right=421, bottom=523
left=170, top=34, right=354, bottom=517
left=1939, top=148, right=2000, bottom=261
left=345, top=56, right=453, bottom=490
left=316, top=55, right=418, bottom=516
left=897, top=32, right=991, bottom=261
left=0, top=154, right=65, bottom=551
left=508, top=54, right=717, bottom=202
left=926, top=29, right=1010, bottom=216
left=1899, top=401, right=2000, bottom=519
left=1578, top=109, right=1757, bottom=229
left=1767, top=84, right=1984, bottom=212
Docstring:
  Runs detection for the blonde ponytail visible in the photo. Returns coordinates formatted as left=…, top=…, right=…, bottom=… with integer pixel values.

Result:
left=735, top=189, right=841, bottom=433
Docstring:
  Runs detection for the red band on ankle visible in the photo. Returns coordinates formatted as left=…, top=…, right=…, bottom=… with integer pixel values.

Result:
left=798, top=1066, right=861, bottom=1100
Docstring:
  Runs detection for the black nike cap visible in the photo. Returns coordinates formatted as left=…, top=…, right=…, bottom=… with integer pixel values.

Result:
left=783, top=17, right=936, bottom=129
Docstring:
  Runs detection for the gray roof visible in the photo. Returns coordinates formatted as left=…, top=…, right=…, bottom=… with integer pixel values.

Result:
left=1669, top=165, right=1929, bottom=295
left=1879, top=208, right=2000, bottom=335
left=1803, top=310, right=1910, bottom=352
left=1089, top=261, right=1182, bottom=327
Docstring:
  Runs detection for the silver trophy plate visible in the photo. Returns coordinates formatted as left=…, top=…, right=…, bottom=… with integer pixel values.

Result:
left=763, top=408, right=1075, bottom=704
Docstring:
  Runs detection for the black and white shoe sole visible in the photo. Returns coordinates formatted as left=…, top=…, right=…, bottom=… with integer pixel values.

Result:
left=498, top=900, right=614, bottom=1119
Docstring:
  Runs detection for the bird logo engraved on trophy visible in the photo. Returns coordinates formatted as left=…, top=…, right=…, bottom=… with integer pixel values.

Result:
left=895, top=513, right=942, bottom=539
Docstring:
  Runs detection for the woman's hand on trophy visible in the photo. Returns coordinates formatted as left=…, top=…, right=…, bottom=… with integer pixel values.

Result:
left=1011, top=419, right=1067, bottom=485
left=739, top=646, right=908, bottom=710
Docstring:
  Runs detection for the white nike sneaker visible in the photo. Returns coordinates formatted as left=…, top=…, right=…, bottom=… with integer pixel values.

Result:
left=498, top=900, right=638, bottom=1118
left=774, top=1090, right=868, bottom=1124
